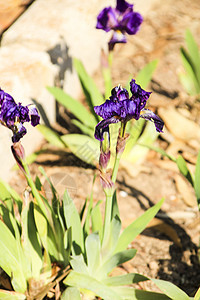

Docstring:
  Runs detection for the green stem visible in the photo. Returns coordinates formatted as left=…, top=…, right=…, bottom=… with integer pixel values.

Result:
left=102, top=50, right=113, bottom=99
left=102, top=188, right=113, bottom=247
left=111, top=152, right=122, bottom=185
left=23, top=161, right=49, bottom=219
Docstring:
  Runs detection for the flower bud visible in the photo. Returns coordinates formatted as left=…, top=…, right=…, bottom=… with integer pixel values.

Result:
left=99, top=127, right=110, bottom=170
left=11, top=142, right=26, bottom=173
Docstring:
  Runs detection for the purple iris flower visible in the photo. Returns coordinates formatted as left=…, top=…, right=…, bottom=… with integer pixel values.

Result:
left=94, top=79, right=164, bottom=141
left=0, top=89, right=40, bottom=143
left=96, top=0, right=143, bottom=49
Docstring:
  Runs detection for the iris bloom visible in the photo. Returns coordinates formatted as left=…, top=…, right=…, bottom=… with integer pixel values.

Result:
left=96, top=0, right=143, bottom=49
left=0, top=89, right=40, bottom=142
left=94, top=79, right=164, bottom=141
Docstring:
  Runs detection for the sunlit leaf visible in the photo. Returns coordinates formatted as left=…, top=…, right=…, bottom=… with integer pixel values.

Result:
left=71, top=119, right=94, bottom=137
left=136, top=59, right=159, bottom=89
left=176, top=155, right=194, bottom=186
left=125, top=121, right=159, bottom=163
left=151, top=279, right=190, bottom=300
left=113, top=286, right=170, bottom=300
left=85, top=233, right=101, bottom=274
left=194, top=150, right=200, bottom=210
left=0, top=220, right=27, bottom=293
left=63, top=190, right=84, bottom=255
left=185, top=29, right=200, bottom=86
left=0, top=290, right=26, bottom=300
left=63, top=271, right=122, bottom=300
left=97, top=249, right=137, bottom=278
left=194, top=286, right=200, bottom=300
left=73, top=58, right=104, bottom=111
left=61, top=134, right=99, bottom=166
left=61, top=287, right=81, bottom=300
left=47, top=86, right=96, bottom=127
left=91, top=200, right=103, bottom=241
left=103, top=273, right=148, bottom=286
left=37, top=124, right=66, bottom=148
left=114, top=198, right=164, bottom=253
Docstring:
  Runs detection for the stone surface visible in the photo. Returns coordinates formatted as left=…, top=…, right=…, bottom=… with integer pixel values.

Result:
left=0, top=0, right=160, bottom=180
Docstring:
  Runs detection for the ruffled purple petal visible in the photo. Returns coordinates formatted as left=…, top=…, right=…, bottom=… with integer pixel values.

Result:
left=95, top=117, right=120, bottom=141
left=0, top=89, right=14, bottom=105
left=96, top=7, right=118, bottom=32
left=130, top=79, right=151, bottom=112
left=140, top=109, right=164, bottom=132
left=94, top=99, right=122, bottom=119
left=109, top=31, right=127, bottom=46
left=110, top=85, right=129, bottom=101
left=12, top=123, right=27, bottom=143
left=121, top=11, right=143, bottom=34
left=28, top=105, right=40, bottom=126
left=116, top=0, right=133, bottom=13
left=0, top=88, right=40, bottom=142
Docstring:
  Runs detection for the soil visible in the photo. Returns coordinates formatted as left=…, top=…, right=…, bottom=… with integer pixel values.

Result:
left=7, top=0, right=200, bottom=297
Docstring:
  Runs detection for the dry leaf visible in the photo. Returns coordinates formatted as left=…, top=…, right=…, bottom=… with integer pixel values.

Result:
left=158, top=107, right=200, bottom=141
left=175, top=174, right=197, bottom=207
left=147, top=218, right=182, bottom=247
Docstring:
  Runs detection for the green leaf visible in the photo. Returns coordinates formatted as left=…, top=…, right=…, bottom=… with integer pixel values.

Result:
left=178, top=71, right=197, bottom=96
left=0, top=220, right=27, bottom=293
left=85, top=233, right=101, bottom=274
left=63, top=271, right=122, bottom=300
left=125, top=121, right=159, bottom=163
left=113, top=286, right=170, bottom=300
left=71, top=119, right=94, bottom=137
left=180, top=47, right=200, bottom=95
left=152, top=279, right=190, bottom=300
left=136, top=59, right=159, bottom=88
left=91, top=200, right=103, bottom=240
left=61, top=287, right=81, bottom=300
left=73, top=58, right=104, bottom=112
left=194, top=151, right=200, bottom=210
left=103, top=273, right=148, bottom=286
left=185, top=29, right=200, bottom=86
left=61, top=134, right=99, bottom=166
left=21, top=202, right=43, bottom=279
left=111, top=190, right=120, bottom=220
left=194, top=286, right=200, bottom=300
left=114, top=198, right=164, bottom=253
left=105, top=215, right=121, bottom=256
left=70, top=255, right=89, bottom=274
left=123, top=119, right=145, bottom=155
left=176, top=155, right=194, bottom=186
left=63, top=190, right=84, bottom=255
left=98, top=249, right=137, bottom=278
left=34, top=206, right=48, bottom=250
left=47, top=86, right=96, bottom=127
left=102, top=66, right=112, bottom=99
left=0, top=290, right=26, bottom=300
left=139, top=144, right=176, bottom=162
left=0, top=179, right=22, bottom=213
left=37, top=124, right=66, bottom=148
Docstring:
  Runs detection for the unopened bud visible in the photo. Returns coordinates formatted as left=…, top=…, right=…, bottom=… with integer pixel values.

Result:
left=99, top=128, right=110, bottom=170
left=11, top=142, right=26, bottom=173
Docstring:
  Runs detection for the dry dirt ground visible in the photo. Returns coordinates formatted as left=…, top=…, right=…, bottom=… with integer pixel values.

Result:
left=8, top=0, right=200, bottom=297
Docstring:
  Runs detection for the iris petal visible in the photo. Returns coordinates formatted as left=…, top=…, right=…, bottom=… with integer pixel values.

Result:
left=95, top=117, right=120, bottom=141
left=116, top=0, right=133, bottom=13
left=140, top=109, right=164, bottom=132
left=96, top=0, right=143, bottom=46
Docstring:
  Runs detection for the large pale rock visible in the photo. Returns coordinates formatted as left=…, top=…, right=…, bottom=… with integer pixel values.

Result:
left=0, top=0, right=160, bottom=180
left=0, top=45, right=57, bottom=180
left=159, top=106, right=200, bottom=142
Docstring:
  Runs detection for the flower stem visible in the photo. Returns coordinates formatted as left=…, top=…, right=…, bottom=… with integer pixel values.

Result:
left=22, top=161, right=49, bottom=219
left=111, top=152, right=122, bottom=185
left=102, top=187, right=113, bottom=247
